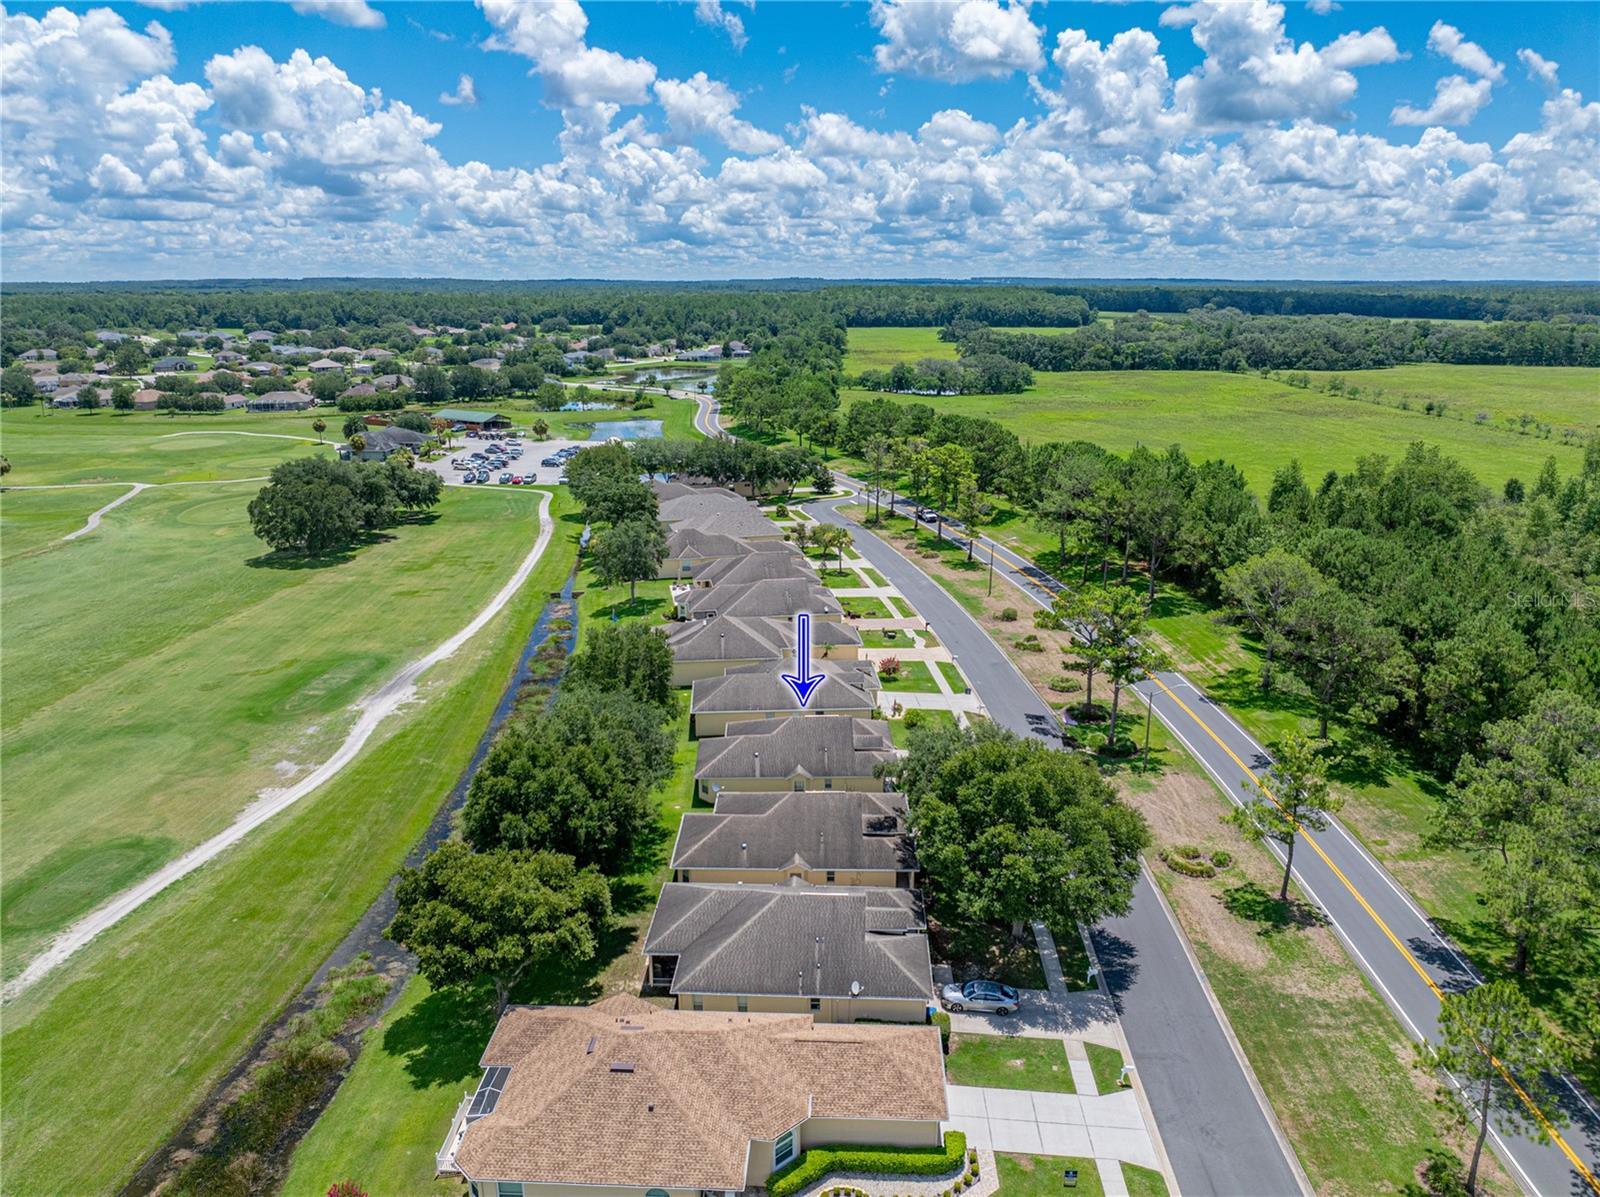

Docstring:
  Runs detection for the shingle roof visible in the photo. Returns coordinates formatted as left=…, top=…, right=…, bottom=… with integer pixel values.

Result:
left=652, top=481, right=743, bottom=503
left=694, top=714, right=897, bottom=783
left=358, top=426, right=429, bottom=453
left=455, top=994, right=945, bottom=1188
left=683, top=577, right=842, bottom=620
left=664, top=526, right=798, bottom=561
left=672, top=790, right=916, bottom=874
left=694, top=551, right=818, bottom=589
left=690, top=661, right=878, bottom=720
left=667, top=614, right=860, bottom=665
left=660, top=491, right=758, bottom=521
left=643, top=883, right=931, bottom=1002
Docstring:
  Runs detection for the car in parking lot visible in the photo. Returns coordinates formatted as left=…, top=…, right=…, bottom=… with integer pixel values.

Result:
left=939, top=979, right=1021, bottom=1015
left=541, top=457, right=560, bottom=467
left=476, top=470, right=490, bottom=483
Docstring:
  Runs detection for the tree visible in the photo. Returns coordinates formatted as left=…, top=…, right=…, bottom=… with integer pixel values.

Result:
left=463, top=688, right=670, bottom=868
left=342, top=414, right=367, bottom=439
left=565, top=622, right=674, bottom=708
left=412, top=364, right=450, bottom=405
left=387, top=841, right=611, bottom=1017
left=1126, top=445, right=1191, bottom=601
left=77, top=386, right=101, bottom=411
left=590, top=516, right=667, bottom=600
left=309, top=371, right=345, bottom=405
left=1433, top=691, right=1600, bottom=976
left=1428, top=982, right=1567, bottom=1195
left=348, top=432, right=366, bottom=456
left=246, top=456, right=398, bottom=554
left=2, top=365, right=37, bottom=405
left=581, top=477, right=656, bottom=528
left=813, top=523, right=851, bottom=575
left=384, top=456, right=444, bottom=512
left=1284, top=581, right=1404, bottom=740
left=956, top=482, right=991, bottom=564
left=311, top=418, right=326, bottom=443
left=1219, top=549, right=1325, bottom=692
left=864, top=434, right=894, bottom=521
left=531, top=417, right=549, bottom=440
left=111, top=383, right=136, bottom=412
left=1225, top=733, right=1341, bottom=900
left=1036, top=583, right=1144, bottom=731
left=894, top=723, right=1150, bottom=939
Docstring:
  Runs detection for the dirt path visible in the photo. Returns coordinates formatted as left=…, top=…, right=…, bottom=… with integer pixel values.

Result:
left=156, top=430, right=323, bottom=443
left=3, top=489, right=557, bottom=1002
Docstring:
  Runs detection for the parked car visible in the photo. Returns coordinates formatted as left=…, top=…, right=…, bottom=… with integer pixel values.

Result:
left=476, top=470, right=490, bottom=483
left=498, top=472, right=512, bottom=484
left=940, top=979, right=1021, bottom=1015
left=541, top=457, right=560, bottom=467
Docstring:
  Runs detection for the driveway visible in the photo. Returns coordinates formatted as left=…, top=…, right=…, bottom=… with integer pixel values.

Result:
left=945, top=990, right=1121, bottom=1039
left=945, top=1084, right=1160, bottom=1170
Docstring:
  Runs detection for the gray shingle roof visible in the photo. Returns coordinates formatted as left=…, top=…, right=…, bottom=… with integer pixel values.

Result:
left=672, top=791, right=916, bottom=874
left=664, top=526, right=798, bottom=561
left=358, top=426, right=429, bottom=453
left=683, top=578, right=841, bottom=620
left=643, top=883, right=930, bottom=1001
left=667, top=615, right=860, bottom=665
left=693, top=551, right=817, bottom=589
left=690, top=661, right=878, bottom=720
left=694, top=715, right=897, bottom=783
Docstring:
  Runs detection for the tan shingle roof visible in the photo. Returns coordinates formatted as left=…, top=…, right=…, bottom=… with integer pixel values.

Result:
left=455, top=994, right=946, bottom=1188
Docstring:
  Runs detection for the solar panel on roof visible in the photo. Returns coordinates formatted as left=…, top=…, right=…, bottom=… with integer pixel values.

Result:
left=465, top=1065, right=510, bottom=1121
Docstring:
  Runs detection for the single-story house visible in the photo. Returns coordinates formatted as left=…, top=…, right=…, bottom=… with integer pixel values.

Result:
left=438, top=994, right=946, bottom=1193
left=680, top=577, right=842, bottom=622
left=131, top=388, right=162, bottom=410
left=33, top=375, right=60, bottom=393
left=677, top=345, right=723, bottom=362
left=664, top=505, right=787, bottom=543
left=689, top=661, right=878, bottom=738
left=371, top=373, right=413, bottom=390
left=694, top=714, right=897, bottom=799
left=340, top=383, right=377, bottom=400
left=222, top=394, right=249, bottom=410
left=350, top=362, right=374, bottom=375
left=307, top=358, right=343, bottom=373
left=246, top=391, right=312, bottom=412
left=214, top=351, right=246, bottom=364
left=345, top=425, right=429, bottom=462
left=247, top=330, right=275, bottom=343
left=94, top=330, right=126, bottom=343
left=242, top=361, right=278, bottom=376
left=671, top=790, right=916, bottom=888
left=431, top=407, right=511, bottom=432
left=728, top=339, right=752, bottom=358
left=18, top=348, right=57, bottom=361
left=659, top=527, right=799, bottom=579
left=666, top=613, right=861, bottom=685
left=469, top=357, right=502, bottom=371
left=51, top=389, right=83, bottom=407
left=274, top=345, right=322, bottom=360
left=687, top=550, right=818, bottom=591
left=657, top=489, right=751, bottom=520
left=152, top=356, right=197, bottom=373
left=643, top=882, right=932, bottom=1023
left=361, top=347, right=395, bottom=361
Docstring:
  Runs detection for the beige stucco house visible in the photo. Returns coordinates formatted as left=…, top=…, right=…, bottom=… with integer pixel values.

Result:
left=694, top=714, right=898, bottom=800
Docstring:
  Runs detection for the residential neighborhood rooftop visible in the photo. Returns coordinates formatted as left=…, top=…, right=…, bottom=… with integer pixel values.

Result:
left=671, top=790, right=915, bottom=875
left=694, top=714, right=897, bottom=784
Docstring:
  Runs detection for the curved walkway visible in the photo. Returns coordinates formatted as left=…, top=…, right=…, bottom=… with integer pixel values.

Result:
left=156, top=430, right=323, bottom=443
left=4, top=489, right=557, bottom=1001
left=60, top=482, right=151, bottom=541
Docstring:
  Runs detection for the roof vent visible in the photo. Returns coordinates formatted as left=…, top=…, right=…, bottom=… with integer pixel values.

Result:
left=585, top=1035, right=597, bottom=1055
left=609, top=1062, right=635, bottom=1073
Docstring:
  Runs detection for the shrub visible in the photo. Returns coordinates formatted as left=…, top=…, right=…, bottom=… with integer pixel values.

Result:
left=931, top=1008, right=951, bottom=1053
left=903, top=708, right=926, bottom=730
left=998, top=607, right=1019, bottom=621
left=1167, top=843, right=1204, bottom=860
left=1048, top=673, right=1082, bottom=693
left=767, top=1132, right=968, bottom=1197
left=327, top=1184, right=368, bottom=1197
left=1211, top=849, right=1233, bottom=869
left=1161, top=852, right=1216, bottom=879
left=775, top=504, right=790, bottom=518
left=878, top=656, right=903, bottom=680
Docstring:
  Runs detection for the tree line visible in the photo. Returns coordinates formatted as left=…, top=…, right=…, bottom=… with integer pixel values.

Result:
left=246, top=454, right=442, bottom=555
left=853, top=354, right=1033, bottom=395
left=952, top=309, right=1600, bottom=372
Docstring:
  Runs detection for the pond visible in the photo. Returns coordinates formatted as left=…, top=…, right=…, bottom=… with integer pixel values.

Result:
left=559, top=400, right=622, bottom=411
left=609, top=368, right=717, bottom=392
left=587, top=418, right=663, bottom=440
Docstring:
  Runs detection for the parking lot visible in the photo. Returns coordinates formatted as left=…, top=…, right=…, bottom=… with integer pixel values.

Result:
left=420, top=435, right=594, bottom=488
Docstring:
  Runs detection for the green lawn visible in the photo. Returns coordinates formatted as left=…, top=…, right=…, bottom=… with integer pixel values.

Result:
left=0, top=494, right=584, bottom=1195
left=946, top=1033, right=1075, bottom=1093
left=877, top=659, right=941, bottom=693
left=821, top=567, right=868, bottom=590
left=0, top=484, right=132, bottom=560
left=1300, top=364, right=1600, bottom=431
left=1085, top=1042, right=1125, bottom=1095
left=937, top=660, right=966, bottom=691
left=861, top=627, right=916, bottom=648
left=2, top=483, right=559, bottom=971
left=997, top=1155, right=1105, bottom=1197
left=1124, top=1163, right=1171, bottom=1197
left=862, top=567, right=888, bottom=586
left=841, top=596, right=893, bottom=619
left=889, top=708, right=957, bottom=747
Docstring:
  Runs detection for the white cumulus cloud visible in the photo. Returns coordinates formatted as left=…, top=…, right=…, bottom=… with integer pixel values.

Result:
left=1517, top=48, right=1559, bottom=90
left=694, top=0, right=748, bottom=52
left=1426, top=21, right=1503, bottom=83
left=439, top=73, right=477, bottom=107
left=1392, top=74, right=1494, bottom=126
left=871, top=0, right=1044, bottom=82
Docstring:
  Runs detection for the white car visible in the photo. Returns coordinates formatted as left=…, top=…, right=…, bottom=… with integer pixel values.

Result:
left=940, top=979, right=1021, bottom=1015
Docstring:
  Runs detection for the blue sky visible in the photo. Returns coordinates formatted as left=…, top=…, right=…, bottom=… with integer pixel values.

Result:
left=2, top=1, right=1597, bottom=280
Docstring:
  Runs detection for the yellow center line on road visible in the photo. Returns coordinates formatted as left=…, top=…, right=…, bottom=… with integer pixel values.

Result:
left=1146, top=673, right=1600, bottom=1195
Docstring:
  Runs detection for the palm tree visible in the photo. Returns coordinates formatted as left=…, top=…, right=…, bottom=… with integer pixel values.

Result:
left=312, top=418, right=326, bottom=443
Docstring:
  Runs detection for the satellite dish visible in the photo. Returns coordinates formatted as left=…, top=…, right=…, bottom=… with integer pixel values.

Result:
left=850, top=980, right=862, bottom=997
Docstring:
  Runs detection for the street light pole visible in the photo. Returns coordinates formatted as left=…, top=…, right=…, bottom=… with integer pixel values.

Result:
left=987, top=540, right=996, bottom=596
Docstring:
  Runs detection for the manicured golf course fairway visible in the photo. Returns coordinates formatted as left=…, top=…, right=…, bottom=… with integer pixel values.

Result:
left=0, top=467, right=583, bottom=1194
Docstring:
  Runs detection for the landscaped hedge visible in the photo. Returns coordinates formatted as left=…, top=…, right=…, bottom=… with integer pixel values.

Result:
left=767, top=1131, right=968, bottom=1197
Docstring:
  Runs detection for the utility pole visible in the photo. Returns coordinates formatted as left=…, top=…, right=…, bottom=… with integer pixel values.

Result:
left=987, top=540, right=996, bottom=596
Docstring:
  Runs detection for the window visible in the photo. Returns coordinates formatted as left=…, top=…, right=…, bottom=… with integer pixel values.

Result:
left=825, top=870, right=837, bottom=884
left=497, top=1184, right=524, bottom=1197
left=774, top=1129, right=797, bottom=1167
left=737, top=995, right=749, bottom=1012
left=823, top=778, right=833, bottom=789
left=691, top=994, right=704, bottom=1011
left=809, top=997, right=822, bottom=1012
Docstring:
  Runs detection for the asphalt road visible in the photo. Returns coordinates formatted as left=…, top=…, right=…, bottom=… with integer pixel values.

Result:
left=804, top=496, right=1310, bottom=1197
left=878, top=484, right=1600, bottom=1197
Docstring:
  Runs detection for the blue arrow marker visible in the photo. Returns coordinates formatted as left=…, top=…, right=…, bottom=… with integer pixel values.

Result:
left=780, top=611, right=825, bottom=708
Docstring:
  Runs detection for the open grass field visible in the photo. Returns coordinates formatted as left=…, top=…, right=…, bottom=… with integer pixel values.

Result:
left=1, top=480, right=555, bottom=974
left=0, top=492, right=584, bottom=1196
left=836, top=330, right=1595, bottom=493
